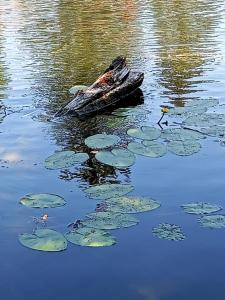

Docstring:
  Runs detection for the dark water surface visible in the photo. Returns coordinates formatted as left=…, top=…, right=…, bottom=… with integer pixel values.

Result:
left=0, top=1, right=225, bottom=299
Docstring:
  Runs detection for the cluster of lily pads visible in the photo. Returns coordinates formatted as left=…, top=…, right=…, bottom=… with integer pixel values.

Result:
left=18, top=96, right=225, bottom=251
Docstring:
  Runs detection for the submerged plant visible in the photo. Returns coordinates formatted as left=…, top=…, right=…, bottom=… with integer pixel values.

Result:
left=198, top=215, right=225, bottom=229
left=152, top=223, right=185, bottom=241
left=182, top=202, right=222, bottom=215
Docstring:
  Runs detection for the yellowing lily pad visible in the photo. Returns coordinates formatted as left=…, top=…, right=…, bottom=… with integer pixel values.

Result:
left=85, top=134, right=120, bottom=149
left=182, top=202, right=222, bottom=215
left=168, top=140, right=201, bottom=156
left=198, top=215, right=225, bottom=229
left=82, top=212, right=139, bottom=229
left=19, top=229, right=67, bottom=252
left=45, top=151, right=89, bottom=169
left=20, top=193, right=66, bottom=208
left=152, top=223, right=185, bottom=241
left=105, top=196, right=161, bottom=213
left=95, top=148, right=135, bottom=169
left=84, top=183, right=134, bottom=200
left=127, top=126, right=161, bottom=140
left=128, top=141, right=167, bottom=157
left=65, top=227, right=116, bottom=247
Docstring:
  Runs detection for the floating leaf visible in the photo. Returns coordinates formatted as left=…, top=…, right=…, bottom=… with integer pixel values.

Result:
left=198, top=215, right=225, bottom=229
left=84, top=183, right=134, bottom=200
left=65, top=227, right=116, bottom=247
left=161, top=128, right=205, bottom=142
left=186, top=98, right=219, bottom=108
left=69, top=85, right=88, bottom=94
left=168, top=106, right=207, bottom=116
left=45, top=151, right=89, bottom=169
left=112, top=107, right=148, bottom=117
left=127, top=126, right=161, bottom=140
left=105, top=196, right=161, bottom=213
left=128, top=141, right=167, bottom=157
left=200, top=126, right=225, bottom=137
left=20, top=193, right=66, bottom=208
left=85, top=134, right=120, bottom=149
left=152, top=223, right=185, bottom=241
left=95, top=148, right=135, bottom=168
left=168, top=140, right=201, bottom=156
left=19, top=229, right=67, bottom=252
left=182, top=202, right=222, bottom=215
left=82, top=212, right=139, bottom=229
left=184, top=113, right=225, bottom=127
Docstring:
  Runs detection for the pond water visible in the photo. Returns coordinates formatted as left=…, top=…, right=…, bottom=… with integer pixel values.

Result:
left=0, top=0, right=225, bottom=299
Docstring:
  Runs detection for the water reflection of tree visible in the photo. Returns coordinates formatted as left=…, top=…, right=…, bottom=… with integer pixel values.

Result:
left=149, top=0, right=224, bottom=105
left=17, top=0, right=143, bottom=185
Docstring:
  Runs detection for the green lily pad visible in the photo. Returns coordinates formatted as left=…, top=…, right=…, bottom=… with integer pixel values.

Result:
left=95, top=148, right=135, bottom=169
left=19, top=229, right=67, bottom=252
left=200, top=126, right=225, bottom=137
left=20, top=193, right=66, bottom=208
left=161, top=128, right=205, bottom=142
left=45, top=151, right=89, bottom=169
left=152, top=223, right=185, bottom=241
left=85, top=134, right=120, bottom=149
left=186, top=98, right=219, bottom=108
left=168, top=140, right=201, bottom=156
left=69, top=85, right=88, bottom=94
left=198, top=215, right=225, bottom=229
left=182, top=202, right=222, bottom=215
left=127, top=126, right=161, bottom=140
left=112, top=107, right=148, bottom=117
left=127, top=141, right=167, bottom=157
left=65, top=227, right=116, bottom=247
left=82, top=212, right=139, bottom=229
left=84, top=183, right=134, bottom=200
left=168, top=106, right=207, bottom=116
left=105, top=196, right=161, bottom=213
left=184, top=113, right=225, bottom=127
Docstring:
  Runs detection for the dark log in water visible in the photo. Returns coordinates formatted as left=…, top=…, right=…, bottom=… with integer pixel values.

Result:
left=55, top=56, right=144, bottom=117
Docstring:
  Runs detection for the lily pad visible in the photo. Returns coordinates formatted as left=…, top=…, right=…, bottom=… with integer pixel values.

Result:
left=198, top=215, right=225, bottom=229
left=161, top=128, right=205, bottom=142
left=69, top=85, right=88, bottom=94
left=95, top=148, right=135, bottom=168
left=152, top=223, right=185, bottom=241
left=168, top=140, right=201, bottom=156
left=45, top=151, right=89, bottom=169
left=186, top=98, right=219, bottom=108
left=84, top=183, right=134, bottom=200
left=20, top=193, right=66, bottom=208
left=85, top=134, right=120, bottom=149
left=127, top=126, right=161, bottom=140
left=184, top=113, right=225, bottom=127
left=127, top=141, right=167, bottom=157
left=105, top=196, right=161, bottom=213
left=19, top=229, right=67, bottom=252
left=112, top=107, right=148, bottom=117
left=182, top=202, right=222, bottom=215
left=200, top=126, right=225, bottom=137
left=82, top=212, right=139, bottom=229
left=168, top=106, right=207, bottom=116
left=65, top=227, right=116, bottom=247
